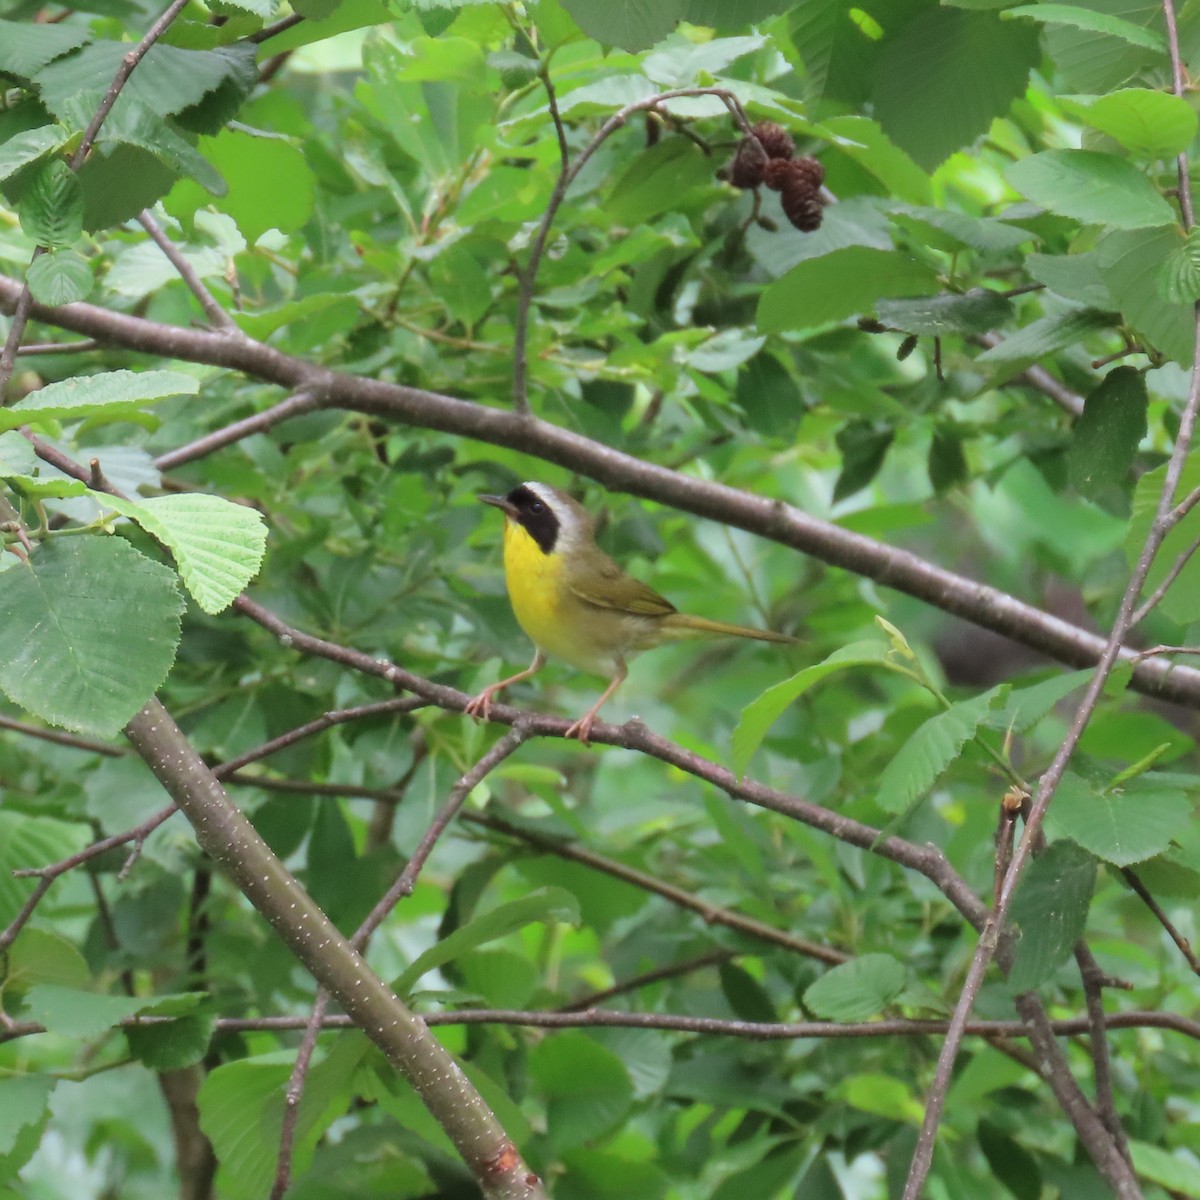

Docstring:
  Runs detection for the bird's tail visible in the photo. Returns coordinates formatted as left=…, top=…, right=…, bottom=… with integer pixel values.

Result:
left=661, top=613, right=799, bottom=644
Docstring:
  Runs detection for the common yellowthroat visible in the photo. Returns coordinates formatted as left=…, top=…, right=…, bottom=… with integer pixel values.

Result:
left=466, top=482, right=797, bottom=743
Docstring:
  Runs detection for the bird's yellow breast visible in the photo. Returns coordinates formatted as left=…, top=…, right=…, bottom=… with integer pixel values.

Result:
left=502, top=519, right=616, bottom=674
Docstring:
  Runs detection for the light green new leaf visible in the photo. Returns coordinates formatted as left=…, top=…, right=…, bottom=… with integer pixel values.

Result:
left=1050, top=774, right=1192, bottom=867
left=394, top=887, right=579, bottom=994
left=0, top=126, right=69, bottom=182
left=804, top=954, right=906, bottom=1021
left=1, top=368, right=199, bottom=432
left=99, top=493, right=268, bottom=614
left=0, top=537, right=183, bottom=736
left=1067, top=367, right=1148, bottom=501
left=733, top=640, right=906, bottom=778
left=758, top=247, right=938, bottom=333
left=1129, top=1141, right=1200, bottom=1198
left=25, top=249, right=91, bottom=306
left=1007, top=150, right=1175, bottom=229
left=876, top=685, right=1008, bottom=815
left=1002, top=4, right=1166, bottom=51
left=1008, top=839, right=1095, bottom=993
left=1062, top=89, right=1196, bottom=159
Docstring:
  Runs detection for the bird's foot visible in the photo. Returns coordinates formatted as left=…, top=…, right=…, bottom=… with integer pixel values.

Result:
left=464, top=687, right=499, bottom=722
left=563, top=712, right=596, bottom=745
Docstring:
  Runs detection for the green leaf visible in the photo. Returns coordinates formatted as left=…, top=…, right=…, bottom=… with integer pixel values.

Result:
left=0, top=1077, right=55, bottom=1158
left=876, top=289, right=1014, bottom=337
left=876, top=685, right=1008, bottom=815
left=559, top=0, right=683, bottom=51
left=23, top=983, right=151, bottom=1039
left=1156, top=228, right=1200, bottom=304
left=1002, top=4, right=1167, bottom=51
left=0, top=537, right=183, bottom=737
left=1129, top=1141, right=1200, bottom=1197
left=977, top=1120, right=1042, bottom=1200
left=0, top=813, right=89, bottom=929
left=18, top=159, right=83, bottom=249
left=1125, top=452, right=1200, bottom=623
left=99, top=493, right=268, bottom=614
left=1096, top=225, right=1195, bottom=365
left=126, top=1012, right=216, bottom=1071
left=889, top=205, right=1034, bottom=253
left=928, top=426, right=969, bottom=494
left=1061, top=89, right=1197, bottom=159
left=804, top=953, right=906, bottom=1021
left=25, top=249, right=91, bottom=306
left=873, top=7, right=1040, bottom=170
left=1066, top=367, right=1148, bottom=501
left=983, top=670, right=1091, bottom=733
left=0, top=19, right=91, bottom=77
left=2, top=928, right=89, bottom=997
left=820, top=115, right=932, bottom=205
left=1027, top=251, right=1114, bottom=309
left=528, top=1032, right=633, bottom=1150
left=0, top=126, right=69, bottom=183
left=606, top=139, right=716, bottom=225
left=1007, top=150, right=1176, bottom=229
left=1, top=368, right=200, bottom=431
left=974, top=308, right=1112, bottom=382
left=1049, top=774, right=1192, bottom=867
left=733, top=640, right=904, bottom=778
left=393, top=887, right=579, bottom=994
left=757, top=246, right=939, bottom=333
left=1007, top=839, right=1095, bottom=992
left=834, top=419, right=894, bottom=501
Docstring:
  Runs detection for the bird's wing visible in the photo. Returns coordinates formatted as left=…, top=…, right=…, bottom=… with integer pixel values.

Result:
left=566, top=554, right=677, bottom=617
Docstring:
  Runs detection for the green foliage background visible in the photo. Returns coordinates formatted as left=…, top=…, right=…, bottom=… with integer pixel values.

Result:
left=1, top=0, right=1199, bottom=1198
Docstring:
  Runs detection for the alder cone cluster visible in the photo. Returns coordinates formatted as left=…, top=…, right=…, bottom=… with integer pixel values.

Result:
left=726, top=121, right=825, bottom=232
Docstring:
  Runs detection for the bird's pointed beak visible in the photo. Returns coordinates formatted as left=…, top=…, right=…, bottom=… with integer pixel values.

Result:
left=479, top=493, right=518, bottom=518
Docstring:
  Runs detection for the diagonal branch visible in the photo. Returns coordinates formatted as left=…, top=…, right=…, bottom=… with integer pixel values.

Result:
left=6, top=276, right=1200, bottom=710
left=137, top=210, right=240, bottom=334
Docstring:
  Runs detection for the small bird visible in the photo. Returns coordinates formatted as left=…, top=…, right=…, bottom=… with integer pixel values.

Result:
left=466, top=482, right=797, bottom=743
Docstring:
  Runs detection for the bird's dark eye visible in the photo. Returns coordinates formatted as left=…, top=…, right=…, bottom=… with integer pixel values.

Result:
left=529, top=500, right=545, bottom=513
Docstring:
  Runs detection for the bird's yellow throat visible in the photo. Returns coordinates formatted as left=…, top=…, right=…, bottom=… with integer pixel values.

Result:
left=502, top=516, right=567, bottom=646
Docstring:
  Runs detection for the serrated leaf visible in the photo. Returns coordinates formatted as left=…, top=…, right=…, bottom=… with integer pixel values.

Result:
left=877, top=685, right=1008, bottom=814
left=528, top=1032, right=633, bottom=1151
left=1007, top=150, right=1175, bottom=229
left=1067, top=366, right=1148, bottom=500
left=974, top=308, right=1112, bottom=382
left=1156, top=229, right=1200, bottom=304
left=23, top=983, right=151, bottom=1039
left=0, top=537, right=183, bottom=737
left=25, top=248, right=91, bottom=305
left=393, top=887, right=579, bottom=995
left=1007, top=839, right=1095, bottom=992
left=804, top=953, right=905, bottom=1021
left=1125, top=452, right=1200, bottom=623
left=733, top=640, right=904, bottom=778
left=0, top=813, right=89, bottom=929
left=559, top=0, right=683, bottom=51
left=890, top=204, right=1034, bottom=253
left=983, top=670, right=1090, bottom=733
left=1002, top=4, right=1166, bottom=51
left=0, top=19, right=92, bottom=77
left=877, top=289, right=1014, bottom=337
left=0, top=1077, right=55, bottom=1157
left=1050, top=774, right=1192, bottom=867
left=0, top=126, right=69, bottom=182
left=18, top=159, right=83, bottom=250
left=99, top=493, right=267, bottom=614
left=2, top=928, right=89, bottom=996
left=928, top=426, right=968, bottom=494
left=2, top=369, right=199, bottom=432
left=1062, top=88, right=1197, bottom=159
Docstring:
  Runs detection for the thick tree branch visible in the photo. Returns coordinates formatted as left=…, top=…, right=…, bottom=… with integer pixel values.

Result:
left=11, top=295, right=1197, bottom=709
left=123, top=699, right=547, bottom=1200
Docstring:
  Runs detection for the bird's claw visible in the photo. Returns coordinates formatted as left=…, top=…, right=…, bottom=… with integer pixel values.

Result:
left=464, top=689, right=496, bottom=722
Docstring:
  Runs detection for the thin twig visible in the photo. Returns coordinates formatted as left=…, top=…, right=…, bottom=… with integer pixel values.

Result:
left=269, top=991, right=329, bottom=1200
left=1164, top=0, right=1194, bottom=227
left=973, top=332, right=1086, bottom=417
left=154, top=391, right=322, bottom=469
left=558, top=948, right=737, bottom=1012
left=1121, top=866, right=1200, bottom=973
left=15, top=340, right=102, bottom=356
left=249, top=12, right=304, bottom=44
left=1130, top=531, right=1200, bottom=626
left=137, top=211, right=239, bottom=333
left=1074, top=943, right=1130, bottom=1160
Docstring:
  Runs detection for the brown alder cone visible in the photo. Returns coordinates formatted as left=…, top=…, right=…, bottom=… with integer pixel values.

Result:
left=750, top=120, right=795, bottom=160
left=761, top=156, right=792, bottom=191
left=728, top=136, right=767, bottom=188
left=791, top=155, right=825, bottom=190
